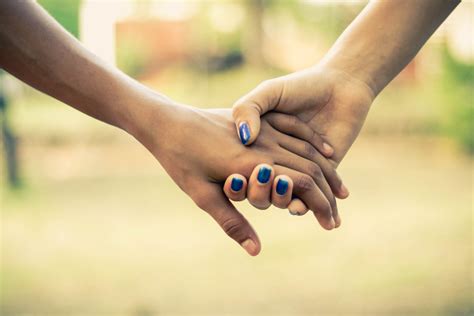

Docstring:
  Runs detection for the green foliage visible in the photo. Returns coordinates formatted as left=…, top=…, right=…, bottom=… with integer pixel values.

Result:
left=38, top=0, right=81, bottom=38
left=116, top=38, right=150, bottom=78
left=441, top=46, right=474, bottom=154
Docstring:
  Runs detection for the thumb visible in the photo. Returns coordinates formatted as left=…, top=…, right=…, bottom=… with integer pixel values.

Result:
left=193, top=183, right=261, bottom=256
left=233, top=79, right=283, bottom=145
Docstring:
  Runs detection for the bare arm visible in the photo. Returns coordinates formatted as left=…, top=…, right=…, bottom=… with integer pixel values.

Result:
left=0, top=0, right=345, bottom=253
left=0, top=0, right=166, bottom=135
left=232, top=0, right=460, bottom=147
left=322, top=0, right=460, bottom=97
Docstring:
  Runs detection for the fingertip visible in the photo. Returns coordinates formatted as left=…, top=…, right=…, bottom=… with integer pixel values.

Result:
left=230, top=175, right=246, bottom=193
left=334, top=214, right=342, bottom=228
left=224, top=174, right=247, bottom=201
left=256, top=164, right=274, bottom=185
left=326, top=217, right=336, bottom=230
left=322, top=142, right=334, bottom=157
left=339, top=183, right=350, bottom=198
left=288, top=198, right=308, bottom=216
left=238, top=121, right=252, bottom=145
left=241, top=238, right=261, bottom=256
left=275, top=176, right=290, bottom=196
left=233, top=103, right=262, bottom=146
left=271, top=175, right=293, bottom=209
left=247, top=164, right=275, bottom=210
left=314, top=212, right=336, bottom=230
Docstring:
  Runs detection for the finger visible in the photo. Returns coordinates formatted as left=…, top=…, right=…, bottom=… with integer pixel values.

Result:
left=192, top=183, right=261, bottom=256
left=274, top=165, right=335, bottom=230
left=223, top=174, right=248, bottom=202
left=288, top=198, right=309, bottom=216
left=274, top=149, right=340, bottom=226
left=277, top=134, right=349, bottom=199
left=271, top=175, right=293, bottom=209
left=247, top=164, right=275, bottom=210
left=233, top=79, right=283, bottom=145
left=265, top=112, right=334, bottom=157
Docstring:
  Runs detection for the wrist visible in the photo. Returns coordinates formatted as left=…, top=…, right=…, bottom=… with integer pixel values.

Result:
left=118, top=85, right=180, bottom=151
left=319, top=49, right=379, bottom=100
left=310, top=61, right=376, bottom=111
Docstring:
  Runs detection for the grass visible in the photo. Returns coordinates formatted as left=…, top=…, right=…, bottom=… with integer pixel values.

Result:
left=1, top=136, right=472, bottom=315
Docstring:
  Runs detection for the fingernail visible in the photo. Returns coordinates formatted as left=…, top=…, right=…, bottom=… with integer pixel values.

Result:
left=289, top=210, right=300, bottom=216
left=340, top=183, right=349, bottom=197
left=231, top=178, right=243, bottom=192
left=241, top=239, right=258, bottom=256
left=335, top=214, right=342, bottom=228
left=239, top=122, right=251, bottom=145
left=323, top=142, right=333, bottom=155
left=276, top=179, right=288, bottom=195
left=257, top=166, right=271, bottom=184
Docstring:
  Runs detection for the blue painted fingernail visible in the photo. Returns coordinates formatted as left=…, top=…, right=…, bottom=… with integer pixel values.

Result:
left=276, top=179, right=289, bottom=195
left=239, top=122, right=251, bottom=145
left=257, top=166, right=271, bottom=184
left=231, top=178, right=243, bottom=192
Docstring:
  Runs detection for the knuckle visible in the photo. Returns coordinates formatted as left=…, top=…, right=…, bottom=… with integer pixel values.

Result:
left=295, top=175, right=315, bottom=193
left=311, top=130, right=323, bottom=145
left=258, top=79, right=276, bottom=90
left=329, top=169, right=342, bottom=186
left=319, top=200, right=332, bottom=215
left=308, top=163, right=323, bottom=180
left=232, top=102, right=249, bottom=117
left=304, top=142, right=318, bottom=157
left=286, top=115, right=299, bottom=130
left=221, top=217, right=247, bottom=240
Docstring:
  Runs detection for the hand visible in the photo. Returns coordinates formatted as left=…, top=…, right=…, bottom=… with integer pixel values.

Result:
left=233, top=64, right=375, bottom=168
left=231, top=64, right=375, bottom=226
left=223, top=164, right=313, bottom=216
left=224, top=110, right=351, bottom=218
left=130, top=101, right=345, bottom=255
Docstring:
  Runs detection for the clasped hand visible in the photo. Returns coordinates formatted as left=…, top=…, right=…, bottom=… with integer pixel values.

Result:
left=130, top=65, right=374, bottom=256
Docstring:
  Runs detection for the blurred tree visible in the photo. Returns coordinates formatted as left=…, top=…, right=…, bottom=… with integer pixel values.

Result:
left=242, top=0, right=265, bottom=66
left=442, top=46, right=474, bottom=154
left=38, top=0, right=81, bottom=38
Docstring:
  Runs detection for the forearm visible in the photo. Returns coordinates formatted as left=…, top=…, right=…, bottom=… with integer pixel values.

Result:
left=321, top=0, right=460, bottom=97
left=0, top=0, right=171, bottom=135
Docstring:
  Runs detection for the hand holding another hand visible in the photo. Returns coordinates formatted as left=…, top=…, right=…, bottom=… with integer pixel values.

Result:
left=129, top=99, right=346, bottom=255
left=232, top=65, right=375, bottom=166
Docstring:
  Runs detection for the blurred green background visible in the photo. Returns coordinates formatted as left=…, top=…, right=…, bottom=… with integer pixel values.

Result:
left=1, top=1, right=472, bottom=315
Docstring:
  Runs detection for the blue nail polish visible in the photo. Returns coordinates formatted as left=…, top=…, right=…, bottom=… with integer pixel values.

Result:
left=276, top=179, right=289, bottom=195
left=239, top=122, right=251, bottom=145
left=231, top=178, right=243, bottom=192
left=257, top=166, right=271, bottom=184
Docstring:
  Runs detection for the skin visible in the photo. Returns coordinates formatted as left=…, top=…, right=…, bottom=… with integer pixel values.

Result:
left=230, top=0, right=460, bottom=211
left=0, top=0, right=348, bottom=256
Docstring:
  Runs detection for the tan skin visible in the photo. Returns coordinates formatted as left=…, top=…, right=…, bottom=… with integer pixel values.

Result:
left=0, top=0, right=347, bottom=256
left=229, top=0, right=460, bottom=213
left=133, top=103, right=345, bottom=248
